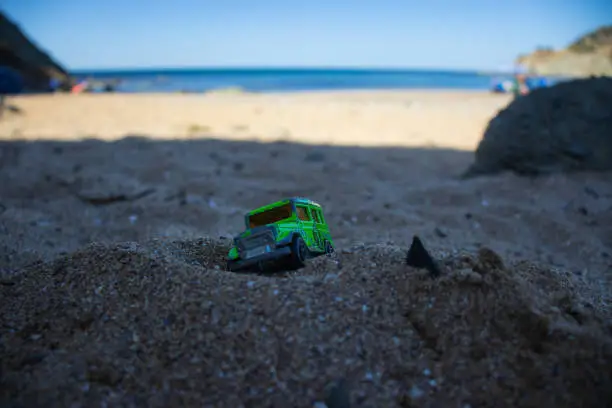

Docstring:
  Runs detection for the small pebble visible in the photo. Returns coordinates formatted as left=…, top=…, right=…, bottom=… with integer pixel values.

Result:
left=304, top=151, right=326, bottom=162
left=324, top=273, right=338, bottom=282
left=434, top=227, right=448, bottom=238
left=409, top=385, right=424, bottom=399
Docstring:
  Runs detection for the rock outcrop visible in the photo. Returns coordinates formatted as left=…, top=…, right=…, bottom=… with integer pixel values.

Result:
left=463, top=77, right=612, bottom=178
left=0, top=11, right=72, bottom=92
left=517, top=26, right=612, bottom=77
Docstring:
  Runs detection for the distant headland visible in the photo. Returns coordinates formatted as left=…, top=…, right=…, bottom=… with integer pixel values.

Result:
left=0, top=11, right=73, bottom=91
left=517, top=25, right=612, bottom=77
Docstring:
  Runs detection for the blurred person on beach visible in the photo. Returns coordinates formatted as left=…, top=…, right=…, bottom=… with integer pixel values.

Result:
left=71, top=79, right=89, bottom=94
left=0, top=66, right=24, bottom=118
left=512, top=64, right=530, bottom=98
left=49, top=77, right=61, bottom=92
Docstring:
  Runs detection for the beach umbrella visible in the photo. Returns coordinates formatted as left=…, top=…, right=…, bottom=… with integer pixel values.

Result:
left=0, top=66, right=24, bottom=95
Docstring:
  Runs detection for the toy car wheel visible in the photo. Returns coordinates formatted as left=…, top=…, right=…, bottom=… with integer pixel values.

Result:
left=324, top=241, right=334, bottom=257
left=289, top=236, right=307, bottom=269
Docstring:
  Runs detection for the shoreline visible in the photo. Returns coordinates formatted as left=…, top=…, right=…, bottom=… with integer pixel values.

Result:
left=12, top=87, right=500, bottom=98
left=66, top=67, right=502, bottom=94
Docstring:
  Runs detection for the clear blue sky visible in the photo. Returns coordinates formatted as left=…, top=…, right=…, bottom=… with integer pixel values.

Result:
left=2, top=0, right=611, bottom=71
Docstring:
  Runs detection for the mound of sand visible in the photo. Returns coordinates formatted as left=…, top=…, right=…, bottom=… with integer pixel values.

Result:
left=464, top=77, right=612, bottom=177
left=2, top=238, right=611, bottom=407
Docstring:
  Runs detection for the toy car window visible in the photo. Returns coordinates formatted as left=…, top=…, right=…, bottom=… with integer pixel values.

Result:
left=317, top=209, right=325, bottom=224
left=312, top=208, right=321, bottom=223
left=248, top=203, right=293, bottom=228
left=296, top=206, right=311, bottom=221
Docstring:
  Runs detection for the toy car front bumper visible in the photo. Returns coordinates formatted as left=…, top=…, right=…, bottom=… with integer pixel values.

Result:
left=227, top=246, right=292, bottom=271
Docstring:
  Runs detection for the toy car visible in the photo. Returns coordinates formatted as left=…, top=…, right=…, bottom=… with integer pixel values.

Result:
left=226, top=197, right=335, bottom=272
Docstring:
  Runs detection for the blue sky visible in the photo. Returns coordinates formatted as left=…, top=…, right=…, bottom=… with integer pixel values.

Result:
left=2, top=0, right=611, bottom=71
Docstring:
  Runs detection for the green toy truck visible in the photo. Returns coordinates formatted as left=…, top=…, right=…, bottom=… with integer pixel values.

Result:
left=227, top=197, right=335, bottom=272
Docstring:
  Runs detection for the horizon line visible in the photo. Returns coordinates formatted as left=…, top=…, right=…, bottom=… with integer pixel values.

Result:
left=69, top=65, right=514, bottom=74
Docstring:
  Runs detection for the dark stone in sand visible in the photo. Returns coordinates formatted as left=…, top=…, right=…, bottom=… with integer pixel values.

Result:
left=405, top=235, right=442, bottom=277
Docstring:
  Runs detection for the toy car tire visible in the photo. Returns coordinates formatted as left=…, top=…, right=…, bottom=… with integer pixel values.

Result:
left=324, top=241, right=334, bottom=256
left=289, top=236, right=307, bottom=268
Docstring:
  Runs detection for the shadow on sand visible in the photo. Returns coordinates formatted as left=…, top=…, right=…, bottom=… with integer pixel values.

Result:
left=0, top=134, right=479, bottom=269
left=1, top=133, right=611, bottom=273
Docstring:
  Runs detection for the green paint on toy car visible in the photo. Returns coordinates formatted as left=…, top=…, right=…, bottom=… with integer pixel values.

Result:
left=226, top=197, right=335, bottom=272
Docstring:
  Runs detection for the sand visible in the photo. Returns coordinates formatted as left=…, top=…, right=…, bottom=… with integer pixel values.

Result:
left=1, top=91, right=611, bottom=407
left=0, top=91, right=504, bottom=149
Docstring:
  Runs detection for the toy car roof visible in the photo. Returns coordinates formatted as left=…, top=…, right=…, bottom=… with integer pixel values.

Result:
left=247, top=197, right=322, bottom=216
left=290, top=197, right=322, bottom=207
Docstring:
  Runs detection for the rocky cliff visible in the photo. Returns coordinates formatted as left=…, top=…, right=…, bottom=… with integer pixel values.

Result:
left=517, top=25, right=612, bottom=77
left=0, top=11, right=72, bottom=91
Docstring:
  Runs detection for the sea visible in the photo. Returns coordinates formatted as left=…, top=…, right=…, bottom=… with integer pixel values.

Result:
left=70, top=68, right=544, bottom=93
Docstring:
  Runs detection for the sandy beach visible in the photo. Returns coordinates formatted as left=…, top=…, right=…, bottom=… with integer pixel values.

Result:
left=1, top=91, right=611, bottom=407
left=0, top=91, right=509, bottom=149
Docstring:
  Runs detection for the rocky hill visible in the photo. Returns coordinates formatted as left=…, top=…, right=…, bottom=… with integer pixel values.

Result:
left=0, top=11, right=72, bottom=91
left=517, top=25, right=612, bottom=77
left=464, top=76, right=612, bottom=178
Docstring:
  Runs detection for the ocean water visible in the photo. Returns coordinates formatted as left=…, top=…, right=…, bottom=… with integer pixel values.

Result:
left=70, top=68, right=516, bottom=93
